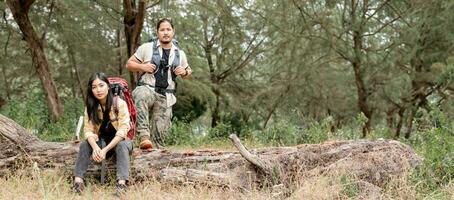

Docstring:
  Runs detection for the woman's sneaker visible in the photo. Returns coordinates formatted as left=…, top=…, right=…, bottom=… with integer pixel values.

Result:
left=115, top=183, right=128, bottom=196
left=71, top=182, right=84, bottom=195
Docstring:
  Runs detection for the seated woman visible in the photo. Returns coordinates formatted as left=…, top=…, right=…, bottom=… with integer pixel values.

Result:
left=72, top=72, right=132, bottom=195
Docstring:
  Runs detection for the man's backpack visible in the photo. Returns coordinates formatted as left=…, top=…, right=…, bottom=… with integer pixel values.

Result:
left=137, top=38, right=181, bottom=91
left=108, top=77, right=137, bottom=140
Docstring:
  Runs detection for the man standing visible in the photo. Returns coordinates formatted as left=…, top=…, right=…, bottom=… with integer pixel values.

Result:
left=126, top=18, right=192, bottom=149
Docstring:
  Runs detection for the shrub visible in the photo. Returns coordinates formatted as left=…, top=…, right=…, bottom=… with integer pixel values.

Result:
left=166, top=121, right=195, bottom=146
left=0, top=92, right=84, bottom=142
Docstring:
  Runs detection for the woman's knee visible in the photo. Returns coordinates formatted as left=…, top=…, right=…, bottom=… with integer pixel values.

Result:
left=115, top=140, right=132, bottom=153
left=79, top=140, right=91, bottom=152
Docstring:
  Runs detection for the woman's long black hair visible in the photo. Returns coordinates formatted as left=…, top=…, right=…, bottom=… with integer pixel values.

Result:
left=86, top=72, right=113, bottom=125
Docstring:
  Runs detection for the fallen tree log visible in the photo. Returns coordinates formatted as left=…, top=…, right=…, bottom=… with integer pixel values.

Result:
left=0, top=114, right=421, bottom=196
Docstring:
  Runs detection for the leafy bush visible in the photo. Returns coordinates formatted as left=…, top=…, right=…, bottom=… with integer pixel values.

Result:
left=254, top=120, right=297, bottom=146
left=0, top=91, right=84, bottom=142
left=401, top=109, right=454, bottom=195
left=166, top=121, right=196, bottom=146
left=207, top=122, right=234, bottom=140
left=254, top=118, right=331, bottom=146
left=1, top=91, right=48, bottom=132
left=39, top=98, right=84, bottom=141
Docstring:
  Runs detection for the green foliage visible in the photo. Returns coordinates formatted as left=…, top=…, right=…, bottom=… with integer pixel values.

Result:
left=207, top=122, right=234, bottom=140
left=219, top=112, right=251, bottom=138
left=204, top=112, right=252, bottom=140
left=406, top=110, right=454, bottom=193
left=1, top=91, right=48, bottom=131
left=254, top=119, right=330, bottom=146
left=39, top=98, right=84, bottom=141
left=173, top=79, right=214, bottom=123
left=0, top=91, right=83, bottom=142
left=340, top=175, right=360, bottom=198
left=165, top=121, right=197, bottom=146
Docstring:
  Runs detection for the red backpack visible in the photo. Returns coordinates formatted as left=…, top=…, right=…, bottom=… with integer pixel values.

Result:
left=108, top=77, right=137, bottom=140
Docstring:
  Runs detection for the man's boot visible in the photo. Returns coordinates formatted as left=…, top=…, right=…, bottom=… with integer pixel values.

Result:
left=139, top=135, right=152, bottom=150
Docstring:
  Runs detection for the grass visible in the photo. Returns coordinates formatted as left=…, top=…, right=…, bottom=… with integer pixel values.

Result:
left=1, top=167, right=452, bottom=200
left=0, top=168, right=278, bottom=200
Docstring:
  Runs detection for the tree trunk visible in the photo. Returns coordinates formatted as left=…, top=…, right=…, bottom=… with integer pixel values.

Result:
left=2, top=11, right=12, bottom=101
left=70, top=69, right=76, bottom=98
left=202, top=31, right=221, bottom=128
left=6, top=0, right=63, bottom=122
left=211, top=85, right=221, bottom=127
left=67, top=43, right=85, bottom=102
left=0, top=114, right=421, bottom=196
left=404, top=106, right=417, bottom=139
left=1, top=64, right=10, bottom=101
left=350, top=1, right=372, bottom=138
left=117, top=26, right=124, bottom=76
left=394, top=107, right=406, bottom=139
left=123, top=0, right=146, bottom=88
left=386, top=108, right=396, bottom=133
left=263, top=85, right=291, bottom=129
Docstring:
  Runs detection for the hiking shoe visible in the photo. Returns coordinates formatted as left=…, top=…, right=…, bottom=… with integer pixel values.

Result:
left=139, top=138, right=153, bottom=150
left=115, top=183, right=128, bottom=196
left=71, top=182, right=84, bottom=195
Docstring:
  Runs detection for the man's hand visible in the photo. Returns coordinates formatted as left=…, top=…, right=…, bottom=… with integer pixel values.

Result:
left=173, top=66, right=186, bottom=76
left=174, top=66, right=192, bottom=77
left=142, top=63, right=157, bottom=73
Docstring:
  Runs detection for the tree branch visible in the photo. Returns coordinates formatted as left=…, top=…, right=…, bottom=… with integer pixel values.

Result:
left=3, top=10, right=11, bottom=57
left=146, top=0, right=162, bottom=10
left=229, top=134, right=277, bottom=178
left=40, top=0, right=55, bottom=43
left=92, top=0, right=122, bottom=15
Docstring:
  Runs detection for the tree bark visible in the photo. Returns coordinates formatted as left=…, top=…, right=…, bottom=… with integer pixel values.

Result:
left=404, top=106, right=417, bottom=139
left=263, top=85, right=291, bottom=129
left=350, top=1, right=372, bottom=138
left=201, top=22, right=221, bottom=128
left=123, top=0, right=147, bottom=88
left=2, top=10, right=12, bottom=101
left=211, top=85, right=221, bottom=127
left=0, top=114, right=421, bottom=195
left=117, top=25, right=124, bottom=76
left=394, top=107, right=405, bottom=138
left=67, top=43, right=85, bottom=101
left=229, top=134, right=276, bottom=177
left=0, top=64, right=10, bottom=101
left=6, top=0, right=63, bottom=122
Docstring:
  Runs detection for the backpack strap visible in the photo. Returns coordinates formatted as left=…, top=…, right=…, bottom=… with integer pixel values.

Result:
left=151, top=40, right=161, bottom=68
left=112, top=96, right=119, bottom=121
left=137, top=40, right=181, bottom=85
left=170, top=48, right=180, bottom=81
left=137, top=40, right=161, bottom=86
left=110, top=83, right=121, bottom=121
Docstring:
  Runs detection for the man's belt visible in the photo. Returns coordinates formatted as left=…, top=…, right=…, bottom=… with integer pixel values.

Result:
left=138, top=82, right=176, bottom=94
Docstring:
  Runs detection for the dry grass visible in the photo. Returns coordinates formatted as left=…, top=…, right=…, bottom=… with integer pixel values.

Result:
left=0, top=167, right=452, bottom=200
left=0, top=168, right=276, bottom=200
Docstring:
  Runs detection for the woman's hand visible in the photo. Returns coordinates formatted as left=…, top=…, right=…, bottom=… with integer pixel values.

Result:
left=92, top=147, right=103, bottom=162
left=99, top=148, right=107, bottom=161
